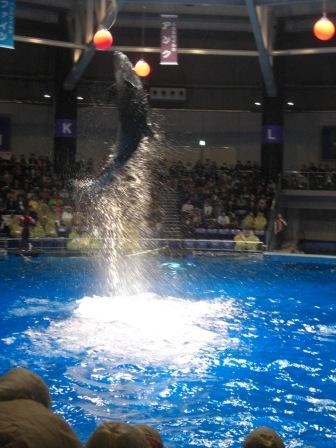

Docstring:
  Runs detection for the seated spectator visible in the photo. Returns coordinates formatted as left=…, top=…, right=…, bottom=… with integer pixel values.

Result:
left=31, top=220, right=47, bottom=238
left=49, top=192, right=63, bottom=219
left=217, top=211, right=230, bottom=227
left=203, top=201, right=213, bottom=217
left=229, top=212, right=239, bottom=229
left=36, top=201, right=53, bottom=221
left=246, top=230, right=261, bottom=251
left=241, top=212, right=255, bottom=230
left=9, top=214, right=22, bottom=238
left=192, top=209, right=202, bottom=226
left=234, top=229, right=248, bottom=251
left=181, top=199, right=194, bottom=214
left=254, top=212, right=267, bottom=230
left=0, top=213, right=10, bottom=237
left=40, top=215, right=57, bottom=237
left=243, top=426, right=285, bottom=448
left=61, top=206, right=74, bottom=225
left=28, top=194, right=39, bottom=211
left=55, top=220, right=71, bottom=238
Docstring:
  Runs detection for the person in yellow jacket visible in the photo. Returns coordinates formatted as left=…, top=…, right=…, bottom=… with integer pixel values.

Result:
left=36, top=202, right=53, bottom=221
left=38, top=216, right=57, bottom=237
left=28, top=196, right=39, bottom=212
left=246, top=230, right=262, bottom=251
left=67, top=231, right=103, bottom=251
left=241, top=212, right=255, bottom=230
left=254, top=212, right=267, bottom=231
left=234, top=229, right=248, bottom=251
left=9, top=215, right=22, bottom=238
left=31, top=220, right=46, bottom=238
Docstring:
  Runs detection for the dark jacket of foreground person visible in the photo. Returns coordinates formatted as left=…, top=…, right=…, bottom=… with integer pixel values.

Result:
left=86, top=422, right=164, bottom=448
left=243, top=426, right=285, bottom=448
left=0, top=367, right=82, bottom=448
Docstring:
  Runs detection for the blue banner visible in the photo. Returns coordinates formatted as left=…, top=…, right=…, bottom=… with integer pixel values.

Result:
left=0, top=0, right=15, bottom=49
left=0, top=116, right=11, bottom=151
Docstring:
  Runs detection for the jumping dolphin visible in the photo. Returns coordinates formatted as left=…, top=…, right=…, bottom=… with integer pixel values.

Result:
left=88, top=51, right=152, bottom=195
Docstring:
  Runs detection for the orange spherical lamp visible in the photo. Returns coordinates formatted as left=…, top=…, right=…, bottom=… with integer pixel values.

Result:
left=313, top=15, right=335, bottom=41
left=134, top=59, right=151, bottom=77
left=93, top=29, right=113, bottom=51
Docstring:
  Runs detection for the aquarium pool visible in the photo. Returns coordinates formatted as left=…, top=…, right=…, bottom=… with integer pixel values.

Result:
left=0, top=255, right=335, bottom=447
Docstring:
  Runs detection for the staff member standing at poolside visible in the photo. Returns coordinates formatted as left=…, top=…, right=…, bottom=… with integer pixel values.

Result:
left=273, top=213, right=287, bottom=250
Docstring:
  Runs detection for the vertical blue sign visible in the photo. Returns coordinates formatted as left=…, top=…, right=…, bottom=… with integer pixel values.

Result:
left=0, top=116, right=11, bottom=151
left=0, top=0, right=15, bottom=49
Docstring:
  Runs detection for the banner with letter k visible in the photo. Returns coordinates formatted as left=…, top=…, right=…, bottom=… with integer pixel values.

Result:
left=0, top=0, right=15, bottom=49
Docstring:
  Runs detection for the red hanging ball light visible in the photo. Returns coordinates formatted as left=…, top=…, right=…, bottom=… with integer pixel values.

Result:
left=313, top=14, right=335, bottom=41
left=93, top=29, right=113, bottom=51
left=134, top=59, right=151, bottom=77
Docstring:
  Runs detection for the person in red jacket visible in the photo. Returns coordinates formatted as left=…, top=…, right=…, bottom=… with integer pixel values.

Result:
left=273, top=213, right=287, bottom=250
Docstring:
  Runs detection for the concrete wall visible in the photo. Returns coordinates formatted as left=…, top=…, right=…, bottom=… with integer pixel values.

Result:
left=284, top=112, right=336, bottom=170
left=1, top=102, right=336, bottom=170
left=0, top=102, right=54, bottom=157
left=299, top=209, right=336, bottom=241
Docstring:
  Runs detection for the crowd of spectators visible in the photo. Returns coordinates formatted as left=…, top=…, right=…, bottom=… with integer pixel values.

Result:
left=8, top=154, right=334, bottom=252
left=170, top=159, right=275, bottom=246
left=0, top=152, right=165, bottom=250
left=282, top=162, right=336, bottom=190
left=0, top=153, right=97, bottom=247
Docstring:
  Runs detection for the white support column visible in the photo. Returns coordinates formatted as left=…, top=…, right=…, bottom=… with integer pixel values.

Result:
left=85, top=0, right=94, bottom=43
left=74, top=10, right=83, bottom=62
left=245, top=0, right=277, bottom=96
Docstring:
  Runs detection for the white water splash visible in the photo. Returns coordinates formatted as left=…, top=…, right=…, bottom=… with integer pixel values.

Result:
left=26, top=293, right=239, bottom=370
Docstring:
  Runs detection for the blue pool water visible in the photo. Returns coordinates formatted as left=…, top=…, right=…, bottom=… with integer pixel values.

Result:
left=0, top=255, right=335, bottom=447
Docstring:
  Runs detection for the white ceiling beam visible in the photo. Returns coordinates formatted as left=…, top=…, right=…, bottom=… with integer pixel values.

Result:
left=245, top=0, right=277, bottom=96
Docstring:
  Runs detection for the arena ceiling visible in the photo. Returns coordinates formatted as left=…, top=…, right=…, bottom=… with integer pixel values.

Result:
left=2, top=0, right=336, bottom=109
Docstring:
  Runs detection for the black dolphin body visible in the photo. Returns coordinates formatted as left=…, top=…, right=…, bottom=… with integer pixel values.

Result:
left=89, top=51, right=152, bottom=194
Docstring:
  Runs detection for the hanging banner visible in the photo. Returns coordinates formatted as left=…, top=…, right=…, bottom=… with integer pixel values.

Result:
left=160, top=14, right=178, bottom=65
left=0, top=0, right=15, bottom=49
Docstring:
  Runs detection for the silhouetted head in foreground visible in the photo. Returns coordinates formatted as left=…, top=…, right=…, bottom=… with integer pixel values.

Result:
left=243, top=427, right=285, bottom=448
left=0, top=367, right=81, bottom=448
left=0, top=366, right=51, bottom=408
left=86, top=421, right=164, bottom=448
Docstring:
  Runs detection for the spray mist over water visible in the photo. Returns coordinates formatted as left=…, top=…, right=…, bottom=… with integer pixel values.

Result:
left=81, top=135, right=161, bottom=295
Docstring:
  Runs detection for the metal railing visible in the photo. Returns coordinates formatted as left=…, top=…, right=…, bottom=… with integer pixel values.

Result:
left=0, top=237, right=266, bottom=255
left=282, top=171, right=336, bottom=191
